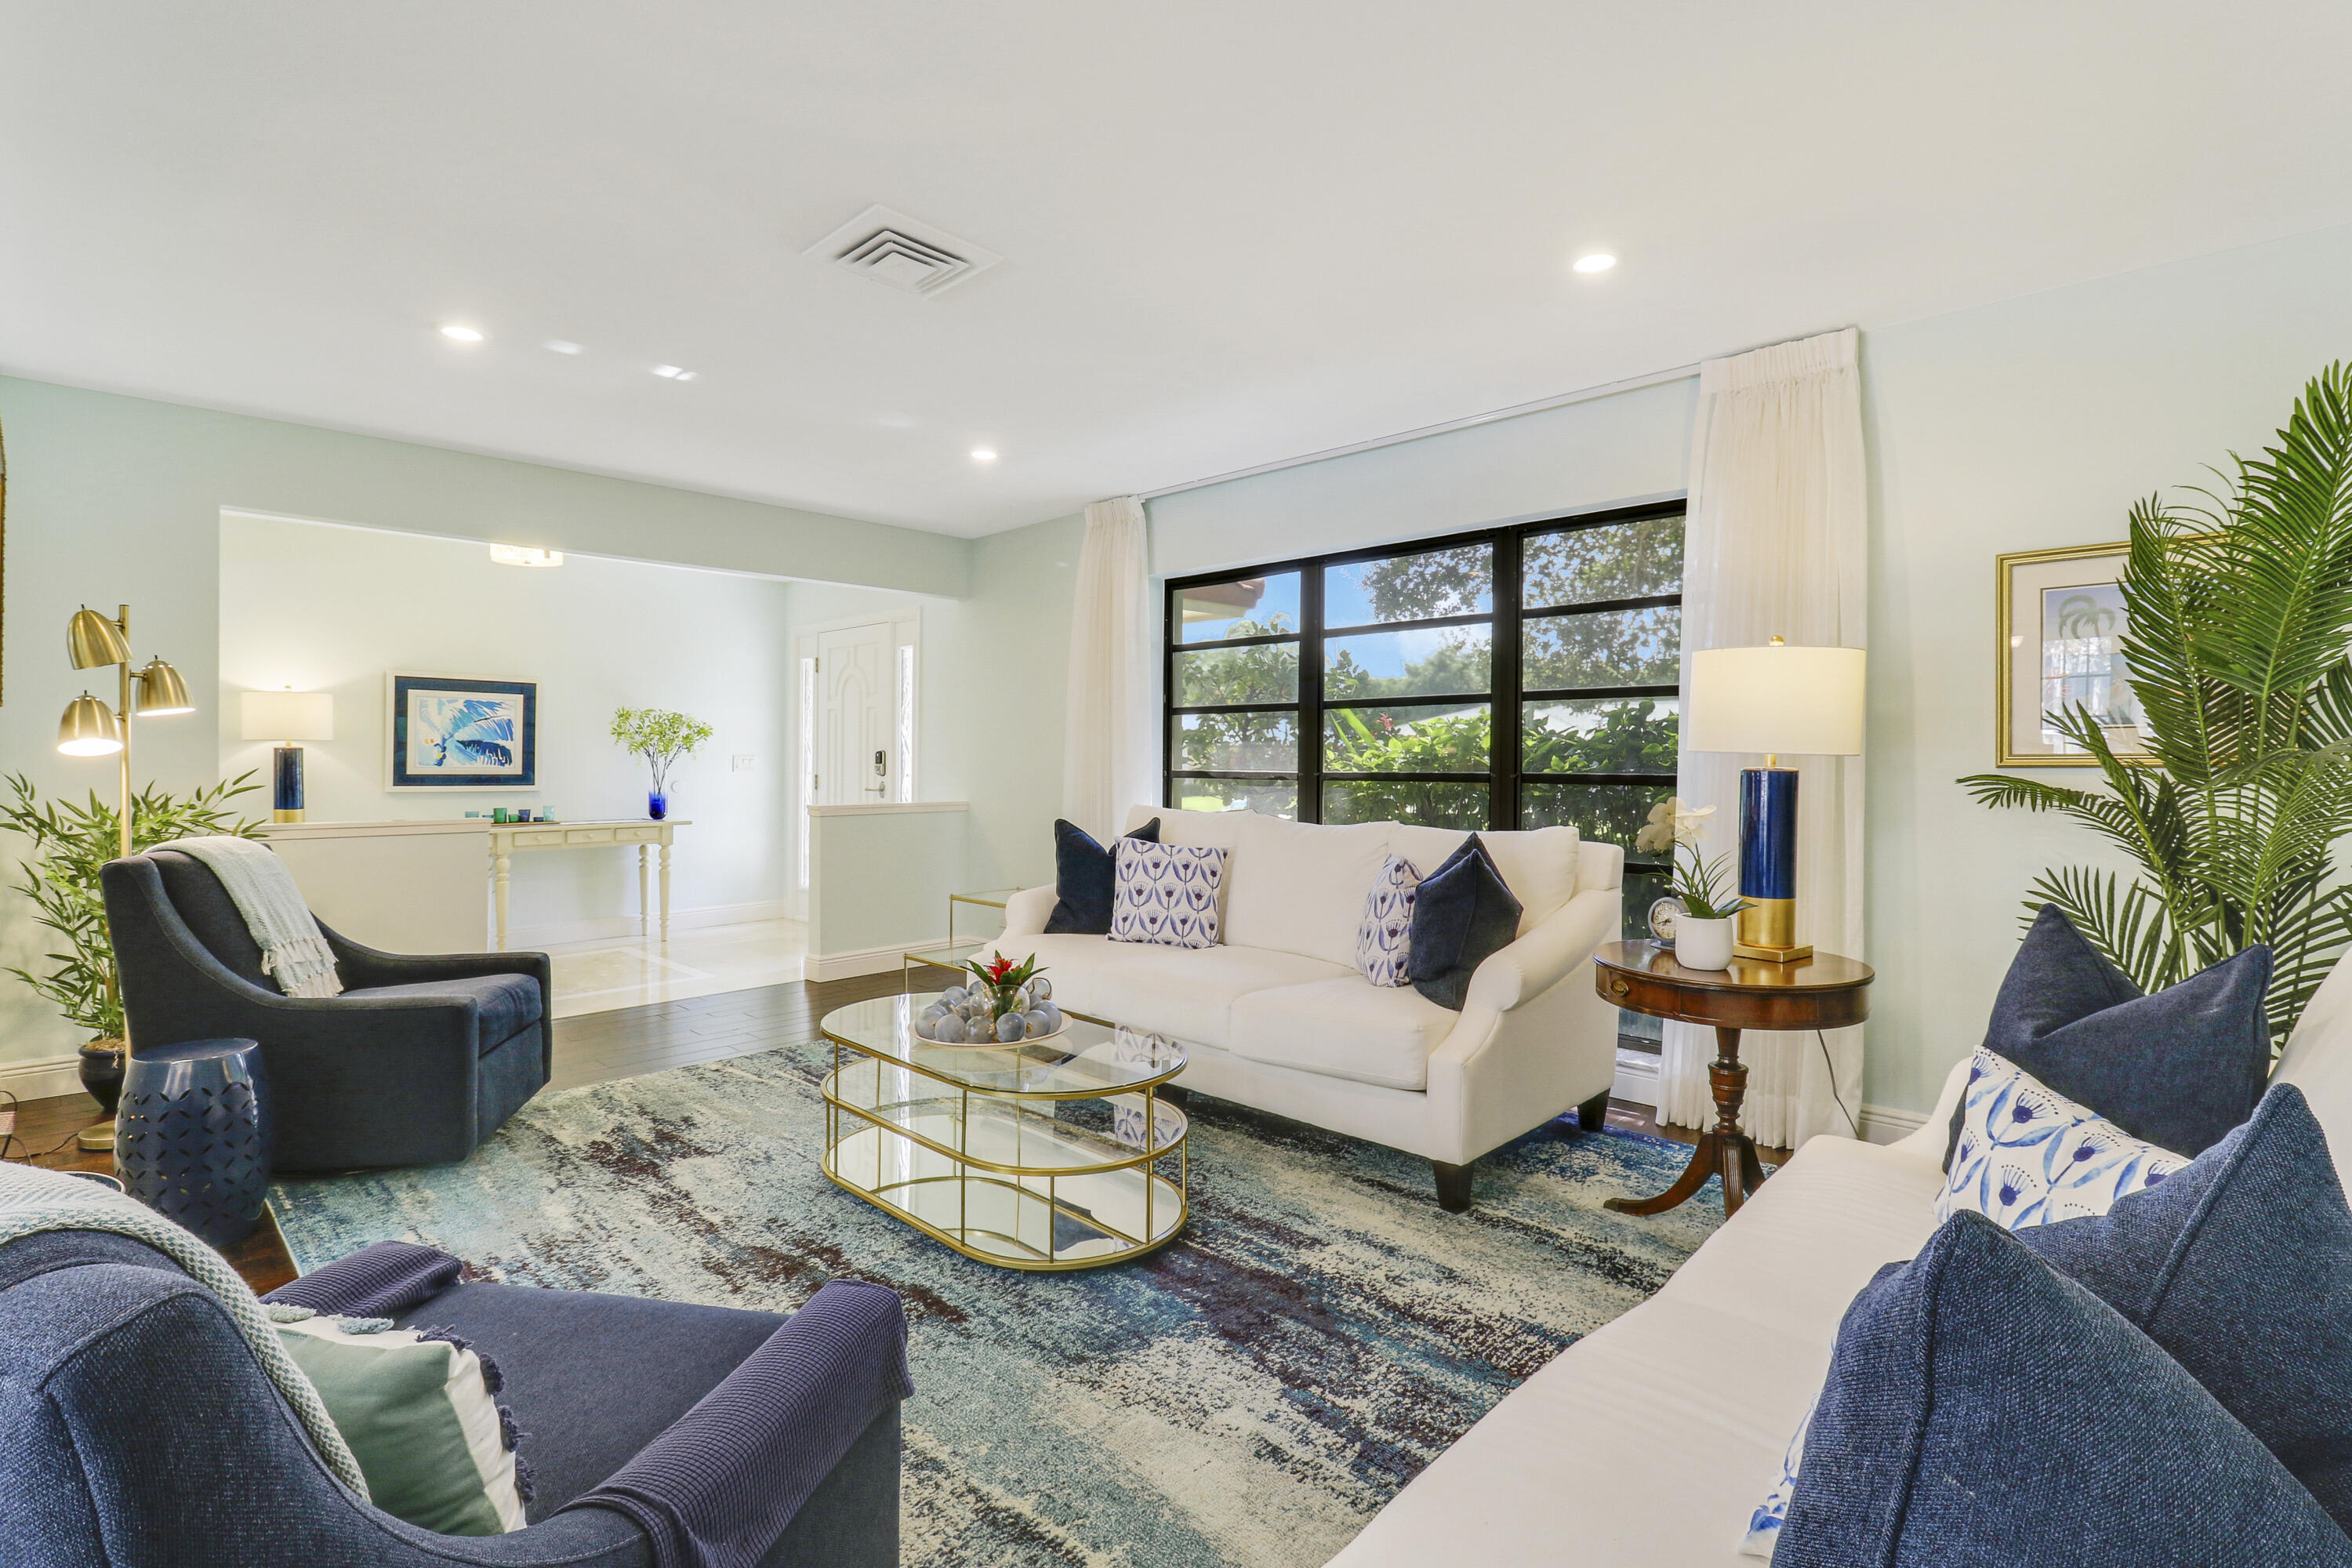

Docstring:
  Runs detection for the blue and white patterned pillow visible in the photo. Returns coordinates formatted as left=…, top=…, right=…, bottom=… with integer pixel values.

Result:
left=1355, top=855, right=1422, bottom=986
left=1936, top=1047, right=2188, bottom=1232
left=1109, top=840, right=1227, bottom=949
left=1740, top=1396, right=1812, bottom=1559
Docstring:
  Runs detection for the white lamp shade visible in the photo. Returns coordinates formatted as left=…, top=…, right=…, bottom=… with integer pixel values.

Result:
left=241, top=689, right=335, bottom=742
left=1685, top=644, right=1866, bottom=757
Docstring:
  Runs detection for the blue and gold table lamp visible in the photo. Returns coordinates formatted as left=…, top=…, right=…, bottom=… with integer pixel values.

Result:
left=240, top=688, right=334, bottom=822
left=1686, top=638, right=1866, bottom=964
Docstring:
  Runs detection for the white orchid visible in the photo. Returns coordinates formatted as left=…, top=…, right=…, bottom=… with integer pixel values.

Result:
left=1633, top=797, right=1715, bottom=855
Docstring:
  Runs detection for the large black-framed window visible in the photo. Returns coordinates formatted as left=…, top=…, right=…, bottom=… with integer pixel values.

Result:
left=1163, top=500, right=1685, bottom=938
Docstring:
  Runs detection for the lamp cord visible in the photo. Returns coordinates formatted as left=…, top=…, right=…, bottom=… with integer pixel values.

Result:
left=1817, top=1030, right=1860, bottom=1138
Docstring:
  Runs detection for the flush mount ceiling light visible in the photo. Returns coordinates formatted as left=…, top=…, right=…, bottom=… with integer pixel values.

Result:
left=804, top=205, right=1004, bottom=297
left=439, top=324, right=485, bottom=342
left=489, top=544, right=564, bottom=568
left=543, top=339, right=583, bottom=355
left=1571, top=253, right=1617, bottom=274
left=969, top=448, right=998, bottom=463
left=651, top=365, right=698, bottom=381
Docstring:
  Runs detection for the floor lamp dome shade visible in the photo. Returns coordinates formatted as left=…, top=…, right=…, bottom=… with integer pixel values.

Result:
left=132, top=659, right=194, bottom=716
left=67, top=606, right=132, bottom=669
left=56, top=693, right=125, bottom=756
left=1686, top=640, right=1867, bottom=963
left=241, top=688, right=334, bottom=822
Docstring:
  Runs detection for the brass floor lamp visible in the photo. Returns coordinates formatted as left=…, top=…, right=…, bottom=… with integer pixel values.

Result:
left=55, top=604, right=194, bottom=1150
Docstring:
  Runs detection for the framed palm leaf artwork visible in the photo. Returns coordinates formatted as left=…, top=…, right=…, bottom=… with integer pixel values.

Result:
left=386, top=673, right=537, bottom=789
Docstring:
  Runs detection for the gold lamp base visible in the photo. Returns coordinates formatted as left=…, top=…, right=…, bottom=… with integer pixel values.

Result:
left=273, top=807, right=306, bottom=822
left=1735, top=898, right=1813, bottom=965
left=76, top=1123, right=117, bottom=1152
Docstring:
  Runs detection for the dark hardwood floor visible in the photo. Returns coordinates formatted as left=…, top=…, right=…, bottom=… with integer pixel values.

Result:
left=7, top=965, right=1776, bottom=1290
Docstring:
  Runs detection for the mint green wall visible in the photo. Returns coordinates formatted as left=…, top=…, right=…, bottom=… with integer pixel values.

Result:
left=0, top=374, right=967, bottom=1073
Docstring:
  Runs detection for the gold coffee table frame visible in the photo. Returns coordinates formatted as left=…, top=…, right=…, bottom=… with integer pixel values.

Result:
left=818, top=993, right=1189, bottom=1271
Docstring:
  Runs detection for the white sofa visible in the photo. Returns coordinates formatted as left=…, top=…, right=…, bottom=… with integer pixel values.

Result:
left=1327, top=949, right=2352, bottom=1566
left=988, top=804, right=1624, bottom=1209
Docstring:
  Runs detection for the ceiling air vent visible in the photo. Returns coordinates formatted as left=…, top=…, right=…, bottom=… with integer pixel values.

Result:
left=804, top=205, right=1004, bottom=296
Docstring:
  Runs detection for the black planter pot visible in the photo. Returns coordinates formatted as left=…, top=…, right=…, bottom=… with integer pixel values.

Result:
left=77, top=1038, right=125, bottom=1119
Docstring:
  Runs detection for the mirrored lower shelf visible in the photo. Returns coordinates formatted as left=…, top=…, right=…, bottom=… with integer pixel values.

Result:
left=823, top=1121, right=1186, bottom=1270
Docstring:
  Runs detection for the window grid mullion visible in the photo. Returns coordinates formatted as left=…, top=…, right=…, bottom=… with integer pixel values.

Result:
left=1301, top=564, right=1325, bottom=822
left=1492, top=529, right=1523, bottom=831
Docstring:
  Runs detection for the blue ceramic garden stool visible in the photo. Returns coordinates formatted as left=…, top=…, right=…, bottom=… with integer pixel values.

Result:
left=115, top=1036, right=274, bottom=1247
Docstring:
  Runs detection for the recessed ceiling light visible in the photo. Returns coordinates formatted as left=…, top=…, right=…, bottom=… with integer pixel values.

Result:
left=543, top=339, right=583, bottom=355
left=970, top=448, right=998, bottom=463
left=1571, top=253, right=1617, bottom=274
left=489, top=544, right=564, bottom=568
left=652, top=364, right=694, bottom=379
left=440, top=324, right=485, bottom=342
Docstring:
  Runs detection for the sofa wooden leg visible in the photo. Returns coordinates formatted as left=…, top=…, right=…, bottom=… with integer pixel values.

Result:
left=1577, top=1091, right=1612, bottom=1134
left=1432, top=1160, right=1474, bottom=1212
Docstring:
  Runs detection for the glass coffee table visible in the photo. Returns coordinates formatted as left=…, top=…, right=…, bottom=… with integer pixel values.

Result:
left=818, top=993, right=1189, bottom=1271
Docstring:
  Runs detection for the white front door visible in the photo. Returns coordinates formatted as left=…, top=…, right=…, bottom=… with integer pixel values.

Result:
left=817, top=622, right=894, bottom=806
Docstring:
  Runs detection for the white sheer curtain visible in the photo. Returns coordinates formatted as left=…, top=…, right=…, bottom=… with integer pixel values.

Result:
left=1657, top=327, right=1868, bottom=1149
left=1062, top=495, right=1156, bottom=842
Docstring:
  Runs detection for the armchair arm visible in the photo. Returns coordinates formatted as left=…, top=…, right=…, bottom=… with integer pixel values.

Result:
left=322, top=920, right=552, bottom=1000
left=565, top=1279, right=912, bottom=1567
left=1000, top=884, right=1057, bottom=941
left=1463, top=886, right=1622, bottom=1014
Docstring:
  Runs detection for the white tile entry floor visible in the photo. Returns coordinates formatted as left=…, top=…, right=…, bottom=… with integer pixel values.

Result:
left=542, top=918, right=812, bottom=1019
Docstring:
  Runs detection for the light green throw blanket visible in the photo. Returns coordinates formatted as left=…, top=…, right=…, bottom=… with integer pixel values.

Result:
left=151, top=833, right=343, bottom=997
left=0, top=1163, right=368, bottom=1495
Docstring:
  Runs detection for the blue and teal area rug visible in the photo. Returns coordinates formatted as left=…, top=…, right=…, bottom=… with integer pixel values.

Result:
left=271, top=1044, right=1722, bottom=1567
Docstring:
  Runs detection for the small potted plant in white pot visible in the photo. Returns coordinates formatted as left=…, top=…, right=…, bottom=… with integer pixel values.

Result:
left=1635, top=797, right=1748, bottom=971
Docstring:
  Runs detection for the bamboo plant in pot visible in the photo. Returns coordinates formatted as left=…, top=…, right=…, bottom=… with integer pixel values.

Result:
left=2, top=774, right=260, bottom=1142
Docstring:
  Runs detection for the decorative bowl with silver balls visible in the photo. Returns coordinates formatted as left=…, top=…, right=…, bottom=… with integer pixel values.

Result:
left=912, top=951, right=1067, bottom=1045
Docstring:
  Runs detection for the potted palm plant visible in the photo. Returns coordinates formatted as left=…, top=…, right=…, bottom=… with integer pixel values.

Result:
left=1961, top=364, right=2352, bottom=1052
left=1635, top=797, right=1747, bottom=970
left=2, top=773, right=260, bottom=1121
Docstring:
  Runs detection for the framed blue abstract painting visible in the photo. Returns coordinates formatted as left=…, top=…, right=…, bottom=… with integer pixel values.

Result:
left=386, top=672, right=537, bottom=789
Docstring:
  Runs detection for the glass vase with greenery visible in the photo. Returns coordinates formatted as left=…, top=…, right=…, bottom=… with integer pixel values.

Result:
left=611, top=707, right=714, bottom=818
left=2, top=772, right=261, bottom=1045
left=1960, top=364, right=2352, bottom=1052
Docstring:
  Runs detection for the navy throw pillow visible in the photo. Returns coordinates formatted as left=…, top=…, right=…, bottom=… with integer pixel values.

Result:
left=2020, top=1083, right=2352, bottom=1533
left=1405, top=835, right=1522, bottom=1012
left=1944, top=904, right=2270, bottom=1169
left=1778, top=1210, right=2352, bottom=1567
left=1044, top=818, right=1161, bottom=935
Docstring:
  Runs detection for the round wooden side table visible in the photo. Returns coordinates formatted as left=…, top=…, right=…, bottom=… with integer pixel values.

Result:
left=1594, top=941, right=1874, bottom=1219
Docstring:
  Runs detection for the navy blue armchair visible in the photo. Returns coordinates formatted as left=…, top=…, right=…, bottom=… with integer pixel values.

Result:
left=101, top=848, right=549, bottom=1170
left=0, top=1228, right=905, bottom=1567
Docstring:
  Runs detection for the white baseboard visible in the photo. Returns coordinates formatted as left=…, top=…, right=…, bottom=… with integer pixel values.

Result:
left=1611, top=1048, right=1660, bottom=1108
left=0, top=1052, right=89, bottom=1105
left=810, top=938, right=953, bottom=983
left=1858, top=1102, right=1928, bottom=1146
left=509, top=900, right=794, bottom=949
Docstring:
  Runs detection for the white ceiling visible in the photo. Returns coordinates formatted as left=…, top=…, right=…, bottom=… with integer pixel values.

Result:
left=5, top=2, right=2351, bottom=538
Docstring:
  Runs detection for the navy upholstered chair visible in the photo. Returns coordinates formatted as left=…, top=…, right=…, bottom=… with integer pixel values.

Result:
left=0, top=1228, right=904, bottom=1567
left=100, top=849, right=550, bottom=1171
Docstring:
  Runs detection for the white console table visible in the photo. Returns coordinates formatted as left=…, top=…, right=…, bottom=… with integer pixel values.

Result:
left=256, top=817, right=688, bottom=953
left=486, top=818, right=690, bottom=950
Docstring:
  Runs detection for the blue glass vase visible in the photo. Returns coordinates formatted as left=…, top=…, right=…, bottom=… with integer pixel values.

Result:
left=648, top=791, right=668, bottom=820
left=115, top=1037, right=273, bottom=1247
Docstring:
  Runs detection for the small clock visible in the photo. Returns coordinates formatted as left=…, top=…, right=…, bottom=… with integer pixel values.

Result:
left=1646, top=895, right=1688, bottom=942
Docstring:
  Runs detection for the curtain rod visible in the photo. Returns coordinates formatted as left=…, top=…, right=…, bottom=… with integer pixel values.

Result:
left=1135, top=361, right=1701, bottom=502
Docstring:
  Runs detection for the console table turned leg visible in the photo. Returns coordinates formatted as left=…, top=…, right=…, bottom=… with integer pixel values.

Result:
left=638, top=844, right=651, bottom=938
left=492, top=846, right=513, bottom=952
left=658, top=838, right=673, bottom=942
